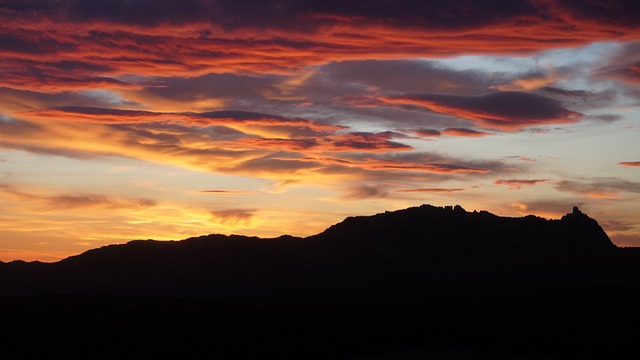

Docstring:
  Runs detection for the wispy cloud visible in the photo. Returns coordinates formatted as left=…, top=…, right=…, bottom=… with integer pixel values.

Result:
left=0, top=183, right=156, bottom=210
left=341, top=184, right=388, bottom=200
left=396, top=188, right=466, bottom=193
left=198, top=190, right=257, bottom=195
left=494, top=179, right=548, bottom=190
left=442, top=128, right=494, bottom=137
left=554, top=179, right=640, bottom=199
left=211, top=209, right=255, bottom=225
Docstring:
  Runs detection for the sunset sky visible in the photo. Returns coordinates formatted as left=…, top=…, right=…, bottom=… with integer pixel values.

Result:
left=1, top=0, right=639, bottom=262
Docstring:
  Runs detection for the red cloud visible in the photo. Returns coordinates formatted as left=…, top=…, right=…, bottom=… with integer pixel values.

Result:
left=1, top=1, right=639, bottom=92
left=619, top=161, right=640, bottom=167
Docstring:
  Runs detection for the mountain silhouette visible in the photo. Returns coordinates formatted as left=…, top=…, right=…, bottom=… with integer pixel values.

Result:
left=0, top=204, right=630, bottom=297
left=2, top=204, right=639, bottom=358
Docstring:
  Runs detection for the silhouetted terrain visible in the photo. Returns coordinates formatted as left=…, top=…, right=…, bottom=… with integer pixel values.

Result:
left=2, top=204, right=639, bottom=358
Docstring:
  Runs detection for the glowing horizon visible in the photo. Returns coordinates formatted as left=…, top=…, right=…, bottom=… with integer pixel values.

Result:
left=1, top=0, right=639, bottom=262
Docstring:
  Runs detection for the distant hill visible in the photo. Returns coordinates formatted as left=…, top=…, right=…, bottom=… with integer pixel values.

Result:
left=1, top=204, right=636, bottom=297
left=2, top=204, right=640, bottom=358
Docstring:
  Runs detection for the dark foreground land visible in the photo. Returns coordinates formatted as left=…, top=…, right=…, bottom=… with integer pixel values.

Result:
left=3, top=284, right=640, bottom=359
left=2, top=205, right=639, bottom=358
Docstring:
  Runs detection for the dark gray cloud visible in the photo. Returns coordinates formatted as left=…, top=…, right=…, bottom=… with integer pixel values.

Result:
left=384, top=91, right=582, bottom=131
left=0, top=0, right=539, bottom=30
left=409, top=128, right=441, bottom=138
left=142, top=73, right=279, bottom=103
left=589, top=114, right=622, bottom=123
left=315, top=60, right=496, bottom=96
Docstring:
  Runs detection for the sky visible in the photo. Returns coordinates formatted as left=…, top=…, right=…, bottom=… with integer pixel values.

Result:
left=1, top=0, right=639, bottom=262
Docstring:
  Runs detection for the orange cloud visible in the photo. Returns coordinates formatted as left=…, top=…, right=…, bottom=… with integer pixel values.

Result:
left=494, top=179, right=549, bottom=190
left=29, top=107, right=346, bottom=133
left=619, top=161, right=640, bottom=167
left=198, top=190, right=257, bottom=195
left=491, top=68, right=560, bottom=91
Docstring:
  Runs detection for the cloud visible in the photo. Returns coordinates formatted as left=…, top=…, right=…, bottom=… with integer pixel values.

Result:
left=554, top=179, right=640, bottom=199
left=619, top=161, right=640, bottom=167
left=502, top=156, right=538, bottom=162
left=609, top=233, right=640, bottom=247
left=491, top=68, right=561, bottom=92
left=1, top=1, right=640, bottom=94
left=326, top=132, right=412, bottom=152
left=0, top=183, right=156, bottom=210
left=210, top=208, right=254, bottom=225
left=593, top=42, right=640, bottom=85
left=494, top=179, right=549, bottom=190
left=331, top=157, right=492, bottom=174
left=30, top=107, right=345, bottom=133
left=409, top=128, right=441, bottom=138
left=395, top=188, right=466, bottom=193
left=381, top=92, right=582, bottom=131
left=316, top=60, right=497, bottom=96
left=48, top=194, right=156, bottom=209
left=0, top=116, right=43, bottom=136
left=442, top=128, right=494, bottom=137
left=198, top=190, right=257, bottom=195
left=599, top=220, right=636, bottom=232
left=2, top=113, right=503, bottom=188
left=341, top=184, right=388, bottom=200
left=0, top=60, right=139, bottom=92
left=589, top=114, right=622, bottom=123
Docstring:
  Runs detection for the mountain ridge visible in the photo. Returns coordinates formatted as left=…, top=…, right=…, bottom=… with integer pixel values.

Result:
left=0, top=203, right=634, bottom=298
left=2, top=203, right=616, bottom=265
left=2, top=203, right=640, bottom=359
